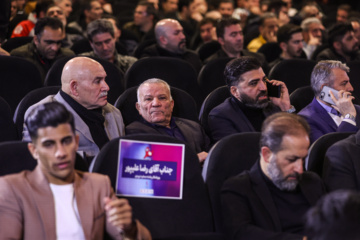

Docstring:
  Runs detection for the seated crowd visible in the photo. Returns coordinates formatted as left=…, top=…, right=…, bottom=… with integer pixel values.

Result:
left=2, top=0, right=360, bottom=239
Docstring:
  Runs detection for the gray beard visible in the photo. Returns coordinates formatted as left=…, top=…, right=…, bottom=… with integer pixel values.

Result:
left=267, top=155, right=300, bottom=191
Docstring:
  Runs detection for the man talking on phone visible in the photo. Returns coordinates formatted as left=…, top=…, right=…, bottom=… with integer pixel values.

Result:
left=299, top=60, right=360, bottom=144
left=208, top=56, right=294, bottom=143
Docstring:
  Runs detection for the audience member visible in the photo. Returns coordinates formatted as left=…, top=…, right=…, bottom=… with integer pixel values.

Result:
left=305, top=190, right=360, bottom=240
left=0, top=101, right=151, bottom=239
left=217, top=0, right=235, bottom=18
left=298, top=60, right=360, bottom=144
left=81, top=19, right=137, bottom=73
left=301, top=17, right=324, bottom=59
left=23, top=57, right=125, bottom=160
left=316, top=22, right=360, bottom=63
left=350, top=17, right=360, bottom=41
left=54, top=0, right=73, bottom=18
left=208, top=56, right=293, bottom=143
left=298, top=3, right=322, bottom=21
left=221, top=112, right=325, bottom=239
left=177, top=0, right=204, bottom=39
left=159, top=0, right=178, bottom=18
left=190, top=17, right=217, bottom=50
left=336, top=4, right=351, bottom=23
left=247, top=13, right=278, bottom=53
left=269, top=23, right=304, bottom=69
left=126, top=78, right=209, bottom=163
left=267, top=0, right=289, bottom=27
left=141, top=18, right=203, bottom=73
left=123, top=1, right=157, bottom=43
left=10, top=17, right=75, bottom=81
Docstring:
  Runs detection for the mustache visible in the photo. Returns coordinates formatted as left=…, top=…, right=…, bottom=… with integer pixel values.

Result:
left=285, top=172, right=301, bottom=181
left=257, top=90, right=268, bottom=99
left=99, top=91, right=108, bottom=97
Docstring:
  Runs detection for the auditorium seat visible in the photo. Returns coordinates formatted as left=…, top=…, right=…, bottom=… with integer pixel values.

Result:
left=289, top=86, right=314, bottom=113
left=2, top=37, right=33, bottom=52
left=0, top=97, right=18, bottom=142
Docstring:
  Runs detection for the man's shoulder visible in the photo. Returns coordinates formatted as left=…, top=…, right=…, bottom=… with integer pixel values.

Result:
left=59, top=47, right=75, bottom=57
left=25, top=94, right=58, bottom=117
left=209, top=98, right=239, bottom=116
left=298, top=99, right=317, bottom=117
left=316, top=48, right=337, bottom=61
left=10, top=43, right=32, bottom=56
left=79, top=51, right=95, bottom=57
left=222, top=170, right=253, bottom=193
left=141, top=44, right=158, bottom=57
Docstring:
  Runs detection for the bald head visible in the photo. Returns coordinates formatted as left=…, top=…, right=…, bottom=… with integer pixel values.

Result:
left=61, top=57, right=109, bottom=109
left=155, top=19, right=186, bottom=54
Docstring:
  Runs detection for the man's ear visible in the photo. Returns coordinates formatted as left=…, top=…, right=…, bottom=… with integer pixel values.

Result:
left=33, top=34, right=40, bottom=47
left=69, top=80, right=78, bottom=96
left=279, top=42, right=287, bottom=52
left=218, top=36, right=225, bottom=45
left=333, top=41, right=341, bottom=51
left=230, top=86, right=239, bottom=99
left=261, top=146, right=272, bottom=163
left=159, top=35, right=167, bottom=45
left=135, top=102, right=141, bottom=112
left=28, top=142, right=38, bottom=160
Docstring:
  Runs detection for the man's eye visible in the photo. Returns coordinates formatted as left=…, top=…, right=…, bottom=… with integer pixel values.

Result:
left=144, top=98, right=152, bottom=101
left=63, top=138, right=73, bottom=145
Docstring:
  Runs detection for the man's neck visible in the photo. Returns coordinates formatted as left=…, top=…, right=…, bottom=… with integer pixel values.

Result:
left=316, top=96, right=332, bottom=107
left=222, top=46, right=241, bottom=58
left=139, top=21, right=153, bottom=33
left=280, top=52, right=293, bottom=60
left=335, top=49, right=352, bottom=62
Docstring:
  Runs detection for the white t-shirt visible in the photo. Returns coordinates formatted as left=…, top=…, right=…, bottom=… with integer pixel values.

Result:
left=49, top=183, right=86, bottom=240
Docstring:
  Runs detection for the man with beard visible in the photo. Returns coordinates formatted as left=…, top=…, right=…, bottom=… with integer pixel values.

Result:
left=269, top=23, right=305, bottom=70
left=298, top=60, right=360, bottom=144
left=221, top=112, right=326, bottom=240
left=316, top=22, right=360, bottom=63
left=141, top=18, right=203, bottom=73
left=208, top=56, right=293, bottom=143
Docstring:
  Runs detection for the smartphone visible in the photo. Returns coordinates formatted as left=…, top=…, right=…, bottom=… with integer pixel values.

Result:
left=266, top=81, right=281, bottom=98
left=319, top=86, right=339, bottom=105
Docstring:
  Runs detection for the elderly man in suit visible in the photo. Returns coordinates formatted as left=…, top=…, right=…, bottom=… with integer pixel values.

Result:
left=0, top=102, right=151, bottom=239
left=298, top=60, right=360, bottom=144
left=221, top=112, right=325, bottom=240
left=126, top=78, right=209, bottom=163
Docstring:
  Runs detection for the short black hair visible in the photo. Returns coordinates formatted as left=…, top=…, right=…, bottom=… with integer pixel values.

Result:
left=34, top=17, right=63, bottom=36
left=138, top=0, right=158, bottom=19
left=224, top=56, right=261, bottom=87
left=25, top=102, right=75, bottom=141
left=216, top=17, right=241, bottom=39
left=277, top=23, right=302, bottom=44
left=328, top=22, right=354, bottom=46
left=268, top=0, right=287, bottom=18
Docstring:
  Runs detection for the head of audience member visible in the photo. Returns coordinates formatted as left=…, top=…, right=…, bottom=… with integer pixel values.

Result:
left=34, top=0, right=54, bottom=19
left=350, top=17, right=360, bottom=42
left=260, top=112, right=310, bottom=190
left=84, top=0, right=103, bottom=24
left=147, top=0, right=159, bottom=10
left=134, top=1, right=157, bottom=31
left=311, top=60, right=353, bottom=105
left=136, top=78, right=174, bottom=128
left=61, top=57, right=109, bottom=110
left=205, top=10, right=222, bottom=20
left=305, top=190, right=360, bottom=240
left=259, top=13, right=279, bottom=42
left=34, top=17, right=64, bottom=60
left=16, top=0, right=25, bottom=11
left=10, top=0, right=18, bottom=20
left=216, top=18, right=243, bottom=57
left=155, top=18, right=186, bottom=54
left=178, top=0, right=204, bottom=21
left=336, top=4, right=351, bottom=23
left=198, top=17, right=216, bottom=43
left=46, top=5, right=67, bottom=30
left=160, top=0, right=178, bottom=14
left=299, top=3, right=321, bottom=20
left=301, top=17, right=324, bottom=45
left=25, top=102, right=78, bottom=185
left=277, top=23, right=303, bottom=59
left=267, top=0, right=289, bottom=27
left=54, top=0, right=72, bottom=18
left=217, top=0, right=234, bottom=18
left=103, top=15, right=121, bottom=40
left=87, top=19, right=116, bottom=62
left=225, top=56, right=269, bottom=108
left=328, top=22, right=359, bottom=59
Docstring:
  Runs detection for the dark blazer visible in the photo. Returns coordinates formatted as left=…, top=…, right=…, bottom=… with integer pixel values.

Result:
left=208, top=97, right=280, bottom=142
left=323, top=131, right=360, bottom=191
left=298, top=98, right=360, bottom=144
left=221, top=161, right=325, bottom=240
left=125, top=117, right=210, bottom=153
left=315, top=47, right=360, bottom=63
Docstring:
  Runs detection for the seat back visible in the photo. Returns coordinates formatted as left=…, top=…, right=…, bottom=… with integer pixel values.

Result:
left=0, top=56, right=43, bottom=113
left=257, top=42, right=282, bottom=63
left=44, top=56, right=125, bottom=104
left=133, top=39, right=157, bottom=59
left=290, top=86, right=314, bottom=113
left=114, top=86, right=198, bottom=126
left=307, top=132, right=354, bottom=177
left=269, top=59, right=316, bottom=94
left=13, top=86, right=60, bottom=138
left=0, top=97, right=18, bottom=142
left=198, top=41, right=221, bottom=62
left=92, top=134, right=215, bottom=239
left=2, top=37, right=33, bottom=52
left=199, top=86, right=230, bottom=137
left=198, top=57, right=233, bottom=98
left=203, top=132, right=261, bottom=232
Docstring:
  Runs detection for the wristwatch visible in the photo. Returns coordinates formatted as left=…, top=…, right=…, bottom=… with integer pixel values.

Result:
left=344, top=113, right=356, bottom=122
left=286, top=105, right=296, bottom=113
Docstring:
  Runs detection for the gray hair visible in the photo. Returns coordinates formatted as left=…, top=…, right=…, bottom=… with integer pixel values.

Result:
left=311, top=60, right=350, bottom=97
left=301, top=17, right=322, bottom=32
left=137, top=78, right=173, bottom=102
left=87, top=19, right=114, bottom=42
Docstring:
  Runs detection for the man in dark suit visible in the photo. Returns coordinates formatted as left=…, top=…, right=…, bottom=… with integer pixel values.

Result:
left=208, top=56, right=294, bottom=143
left=221, top=112, right=326, bottom=240
left=126, top=78, right=209, bottom=163
left=298, top=60, right=360, bottom=144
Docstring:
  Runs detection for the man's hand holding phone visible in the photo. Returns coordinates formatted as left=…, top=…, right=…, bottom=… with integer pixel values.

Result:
left=266, top=79, right=291, bottom=111
left=329, top=88, right=356, bottom=118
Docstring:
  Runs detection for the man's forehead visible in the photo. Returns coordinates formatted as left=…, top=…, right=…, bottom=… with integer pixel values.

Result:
left=36, top=123, right=74, bottom=140
left=240, top=68, right=265, bottom=82
left=140, top=83, right=170, bottom=95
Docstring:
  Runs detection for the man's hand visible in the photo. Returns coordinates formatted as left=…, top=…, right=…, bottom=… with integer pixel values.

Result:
left=308, top=31, right=321, bottom=46
left=104, top=197, right=134, bottom=232
left=263, top=30, right=277, bottom=42
left=197, top=151, right=208, bottom=163
left=0, top=44, right=9, bottom=56
left=268, top=80, right=291, bottom=111
left=330, top=90, right=356, bottom=117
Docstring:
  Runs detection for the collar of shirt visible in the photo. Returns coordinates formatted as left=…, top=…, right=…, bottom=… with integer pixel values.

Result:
left=316, top=98, right=342, bottom=126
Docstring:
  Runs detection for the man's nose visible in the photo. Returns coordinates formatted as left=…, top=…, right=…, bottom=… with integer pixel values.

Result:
left=259, top=80, right=267, bottom=90
left=294, top=159, right=303, bottom=175
left=348, top=83, right=354, bottom=92
left=102, top=81, right=110, bottom=91
left=55, top=144, right=66, bottom=158
left=151, top=98, right=161, bottom=106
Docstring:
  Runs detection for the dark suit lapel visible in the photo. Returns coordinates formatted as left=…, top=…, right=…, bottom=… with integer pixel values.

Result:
left=312, top=98, right=338, bottom=130
left=229, top=98, right=256, bottom=132
left=27, top=166, right=57, bottom=239
left=249, top=163, right=282, bottom=231
left=74, top=172, right=94, bottom=239
left=299, top=175, right=320, bottom=205
left=174, top=119, right=193, bottom=145
left=354, top=132, right=360, bottom=188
